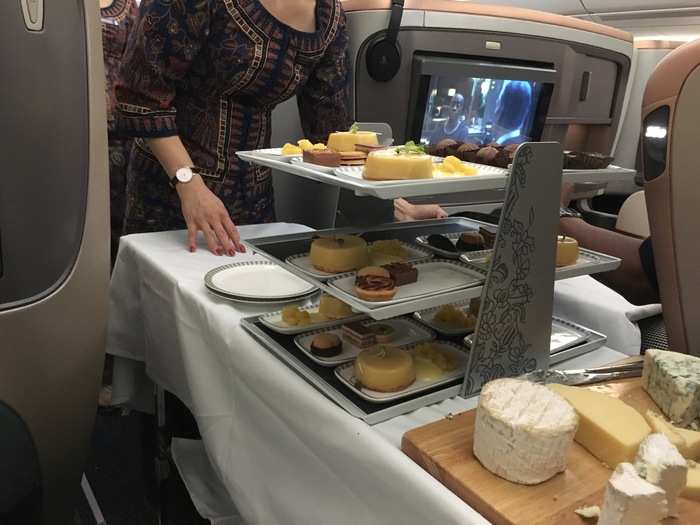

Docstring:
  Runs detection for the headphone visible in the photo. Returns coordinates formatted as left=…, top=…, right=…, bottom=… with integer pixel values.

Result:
left=365, top=0, right=405, bottom=82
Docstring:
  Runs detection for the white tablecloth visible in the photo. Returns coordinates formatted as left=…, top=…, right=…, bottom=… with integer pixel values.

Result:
left=107, top=225, right=633, bottom=525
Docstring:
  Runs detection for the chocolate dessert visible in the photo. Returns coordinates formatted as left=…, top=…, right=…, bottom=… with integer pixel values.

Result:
left=303, top=149, right=341, bottom=167
left=479, top=227, right=497, bottom=249
left=354, top=143, right=388, bottom=154
left=563, top=151, right=614, bottom=170
left=494, top=145, right=518, bottom=168
left=456, top=143, right=480, bottom=163
left=340, top=151, right=367, bottom=166
left=429, top=138, right=458, bottom=157
left=310, top=333, right=343, bottom=358
left=427, top=234, right=458, bottom=253
left=456, top=231, right=485, bottom=252
left=476, top=146, right=500, bottom=165
left=382, top=262, right=418, bottom=286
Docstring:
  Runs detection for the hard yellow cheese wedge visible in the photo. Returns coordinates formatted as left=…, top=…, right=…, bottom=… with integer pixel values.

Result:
left=549, top=384, right=651, bottom=468
left=683, top=462, right=700, bottom=501
left=644, top=410, right=700, bottom=460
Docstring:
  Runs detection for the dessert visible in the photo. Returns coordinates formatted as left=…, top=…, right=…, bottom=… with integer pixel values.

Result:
left=456, top=142, right=480, bottom=163
left=634, top=433, right=687, bottom=517
left=435, top=155, right=478, bottom=176
left=368, top=323, right=395, bottom=343
left=382, top=262, right=418, bottom=286
left=494, top=144, right=517, bottom=168
left=354, top=143, right=388, bottom=154
left=411, top=342, right=459, bottom=381
left=433, top=304, right=476, bottom=330
left=642, top=349, right=700, bottom=428
left=469, top=297, right=481, bottom=316
left=318, top=294, right=352, bottom=320
left=476, top=145, right=500, bottom=165
left=327, top=124, right=379, bottom=152
left=310, top=333, right=342, bottom=358
left=426, top=234, right=457, bottom=254
left=473, top=378, right=579, bottom=485
left=563, top=151, right=613, bottom=170
left=342, top=322, right=376, bottom=348
left=368, top=239, right=407, bottom=259
left=428, top=138, right=458, bottom=157
left=281, top=143, right=302, bottom=155
left=297, top=139, right=326, bottom=152
left=549, top=384, right=651, bottom=468
left=354, top=266, right=397, bottom=302
left=363, top=143, right=433, bottom=181
left=354, top=345, right=416, bottom=392
left=597, top=463, right=667, bottom=525
left=556, top=235, right=579, bottom=267
left=281, top=306, right=311, bottom=326
left=303, top=148, right=341, bottom=167
left=455, top=231, right=485, bottom=252
left=339, top=151, right=367, bottom=166
left=309, top=235, right=368, bottom=273
left=479, top=227, right=496, bottom=249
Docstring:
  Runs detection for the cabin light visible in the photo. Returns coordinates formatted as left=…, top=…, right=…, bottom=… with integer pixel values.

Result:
left=447, top=88, right=456, bottom=97
left=431, top=89, right=438, bottom=97
left=645, top=125, right=668, bottom=139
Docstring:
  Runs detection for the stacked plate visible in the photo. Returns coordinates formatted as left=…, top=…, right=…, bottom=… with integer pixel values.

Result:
left=204, top=260, right=318, bottom=304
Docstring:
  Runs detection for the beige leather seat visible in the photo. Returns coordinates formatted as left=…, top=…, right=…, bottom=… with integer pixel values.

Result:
left=615, top=191, right=650, bottom=238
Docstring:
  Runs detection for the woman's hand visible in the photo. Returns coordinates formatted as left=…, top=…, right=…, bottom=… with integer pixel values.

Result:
left=394, top=198, right=448, bottom=222
left=177, top=176, right=245, bottom=255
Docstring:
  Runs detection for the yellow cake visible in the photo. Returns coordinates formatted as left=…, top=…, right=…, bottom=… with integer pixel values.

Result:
left=309, top=235, right=368, bottom=273
left=363, top=148, right=434, bottom=181
left=556, top=235, right=579, bottom=267
left=354, top=346, right=416, bottom=392
left=327, top=131, right=378, bottom=152
left=318, top=294, right=352, bottom=320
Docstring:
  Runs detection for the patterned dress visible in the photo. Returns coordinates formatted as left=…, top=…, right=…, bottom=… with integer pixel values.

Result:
left=115, top=0, right=350, bottom=233
left=102, top=0, right=139, bottom=263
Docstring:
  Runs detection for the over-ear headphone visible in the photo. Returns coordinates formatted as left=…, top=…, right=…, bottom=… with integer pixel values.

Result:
left=365, top=0, right=404, bottom=82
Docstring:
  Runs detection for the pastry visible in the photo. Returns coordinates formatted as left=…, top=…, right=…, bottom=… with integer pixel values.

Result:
left=428, top=138, right=458, bottom=157
left=327, top=125, right=379, bottom=152
left=303, top=149, right=341, bottom=167
left=456, top=142, right=480, bottom=163
left=354, top=345, right=416, bottom=392
left=354, top=143, right=388, bottom=154
left=411, top=342, right=459, bottom=380
left=435, top=155, right=478, bottom=176
left=556, top=235, right=579, bottom=267
left=297, top=139, right=326, bottom=152
left=309, top=235, right=368, bottom=273
left=318, top=294, right=352, bottom=320
left=433, top=305, right=476, bottom=330
left=368, top=323, right=395, bottom=343
left=563, top=151, right=613, bottom=170
left=455, top=231, right=485, bottom=252
left=354, top=266, right=397, bottom=302
left=363, top=143, right=433, bottom=181
left=494, top=144, right=517, bottom=168
left=426, top=234, right=457, bottom=253
left=476, top=146, right=500, bottom=165
left=281, top=143, right=302, bottom=155
left=310, top=333, right=342, bottom=358
left=382, top=262, right=418, bottom=286
left=342, top=322, right=376, bottom=348
left=479, top=227, right=496, bottom=249
left=281, top=306, right=311, bottom=326
left=339, top=151, right=367, bottom=166
left=368, top=239, right=407, bottom=266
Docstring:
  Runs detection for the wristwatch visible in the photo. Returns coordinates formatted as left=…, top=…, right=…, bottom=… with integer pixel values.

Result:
left=559, top=207, right=582, bottom=219
left=169, top=166, right=198, bottom=189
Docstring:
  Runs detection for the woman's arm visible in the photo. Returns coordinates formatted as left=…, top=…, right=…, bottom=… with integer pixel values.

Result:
left=115, top=0, right=242, bottom=255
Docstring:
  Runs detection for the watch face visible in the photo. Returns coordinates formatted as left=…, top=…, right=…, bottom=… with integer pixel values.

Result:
left=176, top=167, right=193, bottom=183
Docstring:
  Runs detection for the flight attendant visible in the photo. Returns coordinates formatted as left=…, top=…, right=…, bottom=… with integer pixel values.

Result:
left=116, top=0, right=350, bottom=254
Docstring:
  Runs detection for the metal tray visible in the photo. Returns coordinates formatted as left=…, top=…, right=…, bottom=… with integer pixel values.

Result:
left=258, top=302, right=366, bottom=335
left=415, top=231, right=493, bottom=260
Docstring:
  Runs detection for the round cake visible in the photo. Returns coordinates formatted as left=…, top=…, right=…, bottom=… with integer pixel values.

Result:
left=473, top=378, right=578, bottom=485
left=556, top=235, right=579, bottom=267
left=327, top=131, right=378, bottom=152
left=363, top=149, right=433, bottom=181
left=354, top=346, right=416, bottom=392
left=318, top=294, right=352, bottom=320
left=309, top=235, right=368, bottom=273
left=310, top=333, right=342, bottom=358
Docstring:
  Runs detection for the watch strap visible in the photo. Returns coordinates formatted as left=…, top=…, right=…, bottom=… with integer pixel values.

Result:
left=559, top=207, right=582, bottom=219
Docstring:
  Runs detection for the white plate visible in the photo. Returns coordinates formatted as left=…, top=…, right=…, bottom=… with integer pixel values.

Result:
left=413, top=299, right=478, bottom=336
left=285, top=241, right=433, bottom=281
left=328, top=259, right=484, bottom=307
left=254, top=147, right=301, bottom=161
left=206, top=287, right=318, bottom=305
left=204, top=261, right=317, bottom=300
left=259, top=303, right=366, bottom=335
left=294, top=318, right=435, bottom=366
left=463, top=317, right=590, bottom=355
left=334, top=341, right=468, bottom=403
left=334, top=160, right=507, bottom=182
left=290, top=156, right=338, bottom=174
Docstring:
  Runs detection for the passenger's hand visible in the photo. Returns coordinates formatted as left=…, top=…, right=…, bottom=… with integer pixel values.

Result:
left=394, top=198, right=448, bottom=221
left=176, top=176, right=246, bottom=255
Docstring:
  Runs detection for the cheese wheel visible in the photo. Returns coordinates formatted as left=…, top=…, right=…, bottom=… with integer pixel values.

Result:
left=354, top=346, right=415, bottom=392
left=474, top=378, right=578, bottom=485
left=363, top=149, right=434, bottom=180
left=326, top=131, right=378, bottom=152
left=309, top=235, right=368, bottom=273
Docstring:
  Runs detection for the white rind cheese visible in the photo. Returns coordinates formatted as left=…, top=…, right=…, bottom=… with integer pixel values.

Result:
left=634, top=433, right=688, bottom=517
left=642, top=349, right=700, bottom=428
left=473, top=378, right=578, bottom=485
left=598, top=463, right=668, bottom=525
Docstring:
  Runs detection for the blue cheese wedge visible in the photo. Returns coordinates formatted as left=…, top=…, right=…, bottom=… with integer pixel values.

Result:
left=634, top=433, right=688, bottom=517
left=642, top=349, right=700, bottom=428
left=598, top=463, right=667, bottom=525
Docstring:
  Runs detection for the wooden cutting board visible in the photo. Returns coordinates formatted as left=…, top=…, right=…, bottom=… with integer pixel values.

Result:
left=401, top=379, right=700, bottom=525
